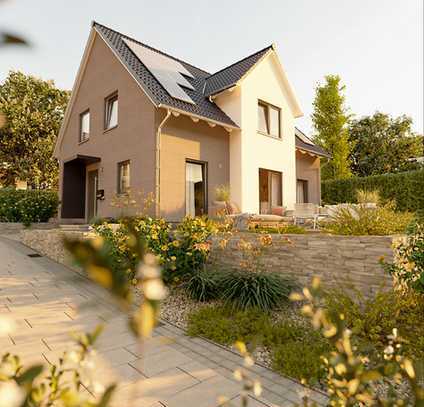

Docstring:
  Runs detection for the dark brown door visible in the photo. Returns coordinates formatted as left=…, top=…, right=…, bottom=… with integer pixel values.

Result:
left=87, top=170, right=98, bottom=221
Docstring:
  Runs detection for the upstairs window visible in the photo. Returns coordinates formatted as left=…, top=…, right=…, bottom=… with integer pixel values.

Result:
left=105, top=93, right=118, bottom=130
left=79, top=110, right=90, bottom=142
left=117, top=160, right=130, bottom=194
left=258, top=101, right=281, bottom=138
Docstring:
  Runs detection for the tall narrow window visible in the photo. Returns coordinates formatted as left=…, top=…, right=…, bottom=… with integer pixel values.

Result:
left=117, top=160, right=130, bottom=194
left=257, top=101, right=281, bottom=138
left=186, top=160, right=207, bottom=217
left=105, top=93, right=118, bottom=130
left=79, top=110, right=90, bottom=142
left=297, top=179, right=308, bottom=203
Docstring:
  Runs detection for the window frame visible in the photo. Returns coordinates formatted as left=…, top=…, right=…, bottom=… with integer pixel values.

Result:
left=296, top=179, right=309, bottom=203
left=104, top=92, right=118, bottom=131
left=257, top=100, right=281, bottom=139
left=117, top=160, right=130, bottom=195
left=79, top=109, right=90, bottom=143
left=185, top=159, right=208, bottom=217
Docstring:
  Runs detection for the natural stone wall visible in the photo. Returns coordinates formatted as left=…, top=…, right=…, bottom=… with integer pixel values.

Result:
left=20, top=229, right=86, bottom=266
left=211, top=232, right=400, bottom=297
left=21, top=228, right=400, bottom=298
left=0, top=222, right=55, bottom=235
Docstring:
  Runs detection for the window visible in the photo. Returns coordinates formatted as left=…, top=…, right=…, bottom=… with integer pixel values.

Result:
left=117, top=161, right=130, bottom=194
left=79, top=110, right=90, bottom=142
left=257, top=101, right=281, bottom=138
left=105, top=93, right=118, bottom=129
left=259, top=168, right=282, bottom=214
left=296, top=179, right=308, bottom=203
left=186, top=160, right=207, bottom=216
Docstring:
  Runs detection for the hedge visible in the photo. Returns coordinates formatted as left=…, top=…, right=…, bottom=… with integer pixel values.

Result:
left=0, top=187, right=59, bottom=224
left=321, top=170, right=424, bottom=212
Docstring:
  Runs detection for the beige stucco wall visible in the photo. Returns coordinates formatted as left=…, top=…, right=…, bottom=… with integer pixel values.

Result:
left=214, top=52, right=298, bottom=212
left=296, top=151, right=321, bottom=204
left=160, top=114, right=230, bottom=221
left=57, top=33, right=157, bottom=220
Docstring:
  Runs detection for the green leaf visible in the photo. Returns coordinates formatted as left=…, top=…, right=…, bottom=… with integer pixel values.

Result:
left=16, top=364, right=43, bottom=385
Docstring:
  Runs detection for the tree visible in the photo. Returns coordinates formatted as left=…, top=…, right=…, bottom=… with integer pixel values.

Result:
left=0, top=71, right=69, bottom=188
left=312, top=75, right=352, bottom=180
left=348, top=112, right=423, bottom=177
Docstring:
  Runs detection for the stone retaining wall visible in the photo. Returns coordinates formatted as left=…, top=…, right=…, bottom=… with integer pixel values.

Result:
left=0, top=222, right=56, bottom=235
left=20, top=229, right=86, bottom=265
left=211, top=232, right=400, bottom=297
left=20, top=229, right=400, bottom=297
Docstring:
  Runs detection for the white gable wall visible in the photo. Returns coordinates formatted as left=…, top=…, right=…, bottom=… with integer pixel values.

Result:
left=214, top=52, right=297, bottom=213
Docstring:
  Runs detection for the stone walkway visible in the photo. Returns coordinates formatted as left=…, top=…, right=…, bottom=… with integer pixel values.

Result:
left=0, top=236, right=327, bottom=407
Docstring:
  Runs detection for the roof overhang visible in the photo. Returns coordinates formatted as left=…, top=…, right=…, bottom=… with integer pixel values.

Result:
left=296, top=147, right=331, bottom=159
left=158, top=104, right=240, bottom=132
left=64, top=154, right=101, bottom=164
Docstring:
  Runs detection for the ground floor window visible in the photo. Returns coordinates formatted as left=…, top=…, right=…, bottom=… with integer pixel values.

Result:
left=259, top=168, right=282, bottom=214
left=186, top=160, right=207, bottom=216
left=296, top=179, right=308, bottom=203
left=117, top=160, right=130, bottom=194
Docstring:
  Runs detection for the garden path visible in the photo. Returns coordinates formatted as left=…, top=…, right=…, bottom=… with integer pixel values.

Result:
left=0, top=236, right=327, bottom=407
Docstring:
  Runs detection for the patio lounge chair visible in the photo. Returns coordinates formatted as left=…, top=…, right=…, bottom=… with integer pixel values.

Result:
left=293, top=203, right=319, bottom=230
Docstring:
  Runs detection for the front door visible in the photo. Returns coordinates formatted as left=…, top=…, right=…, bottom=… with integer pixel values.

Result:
left=87, top=170, right=98, bottom=221
left=185, top=160, right=207, bottom=217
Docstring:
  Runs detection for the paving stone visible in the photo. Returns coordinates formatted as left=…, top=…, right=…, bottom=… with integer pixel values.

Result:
left=131, top=347, right=192, bottom=377
left=162, top=375, right=240, bottom=407
left=178, top=361, right=218, bottom=381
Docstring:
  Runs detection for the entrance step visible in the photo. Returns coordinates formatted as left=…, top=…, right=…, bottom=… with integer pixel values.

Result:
left=59, top=224, right=91, bottom=232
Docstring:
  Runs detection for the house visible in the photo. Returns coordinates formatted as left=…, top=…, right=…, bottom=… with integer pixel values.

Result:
left=54, top=22, right=329, bottom=223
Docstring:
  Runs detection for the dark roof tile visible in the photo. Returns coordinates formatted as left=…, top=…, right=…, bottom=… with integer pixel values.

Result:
left=94, top=22, right=238, bottom=127
left=204, top=46, right=272, bottom=97
left=295, top=128, right=331, bottom=158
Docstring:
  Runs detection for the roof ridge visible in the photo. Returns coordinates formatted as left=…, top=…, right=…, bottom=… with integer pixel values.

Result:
left=295, top=127, right=314, bottom=143
left=92, top=21, right=211, bottom=75
left=206, top=44, right=273, bottom=81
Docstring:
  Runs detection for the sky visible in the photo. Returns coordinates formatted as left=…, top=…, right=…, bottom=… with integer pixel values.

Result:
left=0, top=0, right=423, bottom=135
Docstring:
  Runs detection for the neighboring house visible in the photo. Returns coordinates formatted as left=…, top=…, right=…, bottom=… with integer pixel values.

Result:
left=54, top=22, right=329, bottom=223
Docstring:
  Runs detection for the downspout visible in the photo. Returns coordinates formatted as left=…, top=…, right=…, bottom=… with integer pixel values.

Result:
left=155, top=109, right=172, bottom=218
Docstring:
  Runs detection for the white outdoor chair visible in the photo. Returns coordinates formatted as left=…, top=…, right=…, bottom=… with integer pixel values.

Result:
left=293, top=203, right=319, bottom=229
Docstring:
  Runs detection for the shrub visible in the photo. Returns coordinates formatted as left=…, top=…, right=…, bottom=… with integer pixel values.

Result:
left=321, top=169, right=424, bottom=212
left=323, top=287, right=424, bottom=360
left=249, top=224, right=306, bottom=234
left=187, top=304, right=330, bottom=384
left=185, top=269, right=223, bottom=302
left=187, top=305, right=271, bottom=346
left=324, top=203, right=412, bottom=235
left=0, top=187, right=59, bottom=225
left=220, top=271, right=295, bottom=311
left=93, top=215, right=217, bottom=284
left=214, top=184, right=230, bottom=202
left=356, top=188, right=380, bottom=204
left=272, top=339, right=329, bottom=385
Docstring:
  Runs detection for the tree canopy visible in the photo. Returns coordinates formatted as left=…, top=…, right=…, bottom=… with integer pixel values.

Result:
left=0, top=71, right=69, bottom=188
left=348, top=112, right=423, bottom=177
left=311, top=75, right=352, bottom=180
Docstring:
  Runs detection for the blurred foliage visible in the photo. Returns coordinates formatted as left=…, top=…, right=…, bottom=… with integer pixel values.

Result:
left=249, top=224, right=307, bottom=234
left=291, top=278, right=424, bottom=406
left=0, top=187, right=59, bottom=225
left=382, top=223, right=424, bottom=294
left=0, top=326, right=116, bottom=407
left=0, top=71, right=69, bottom=188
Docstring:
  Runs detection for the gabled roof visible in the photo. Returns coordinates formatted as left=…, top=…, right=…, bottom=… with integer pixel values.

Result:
left=94, top=22, right=238, bottom=128
left=203, top=46, right=273, bottom=97
left=295, top=128, right=331, bottom=158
